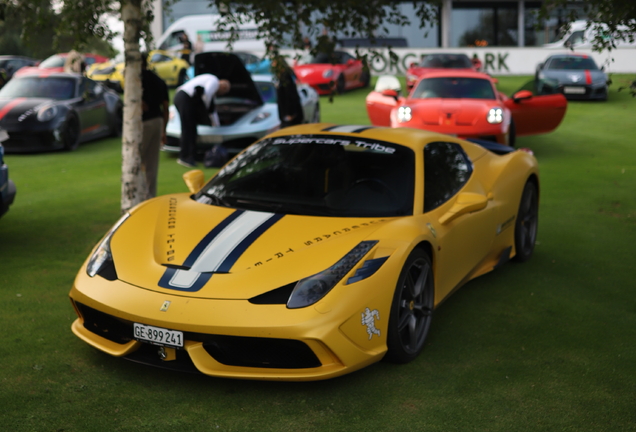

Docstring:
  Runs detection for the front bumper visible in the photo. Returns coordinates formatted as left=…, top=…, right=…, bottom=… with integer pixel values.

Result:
left=69, top=269, right=393, bottom=381
left=558, top=83, right=608, bottom=100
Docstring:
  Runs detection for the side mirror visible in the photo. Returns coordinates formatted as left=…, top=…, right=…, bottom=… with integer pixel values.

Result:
left=381, top=89, right=399, bottom=100
left=512, top=90, right=533, bottom=103
left=346, top=59, right=355, bottom=66
left=183, top=169, right=205, bottom=193
left=439, top=192, right=489, bottom=225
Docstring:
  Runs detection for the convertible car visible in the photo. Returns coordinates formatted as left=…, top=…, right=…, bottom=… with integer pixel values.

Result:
left=0, top=130, right=16, bottom=219
left=69, top=124, right=539, bottom=381
left=87, top=50, right=190, bottom=92
left=164, top=52, right=320, bottom=155
left=0, top=71, right=123, bottom=153
left=535, top=53, right=608, bottom=101
left=293, top=51, right=370, bottom=95
left=405, top=53, right=480, bottom=91
left=366, top=71, right=567, bottom=146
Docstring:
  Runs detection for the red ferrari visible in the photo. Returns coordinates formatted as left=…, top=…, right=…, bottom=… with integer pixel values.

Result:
left=366, top=71, right=567, bottom=146
left=405, top=53, right=480, bottom=91
left=293, top=50, right=370, bottom=95
left=15, top=52, right=109, bottom=76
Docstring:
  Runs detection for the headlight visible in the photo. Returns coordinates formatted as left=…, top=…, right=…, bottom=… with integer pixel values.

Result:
left=487, top=108, right=503, bottom=124
left=323, top=69, right=334, bottom=78
left=397, top=106, right=412, bottom=123
left=37, top=105, right=58, bottom=122
left=86, top=213, right=130, bottom=278
left=92, top=66, right=115, bottom=75
left=287, top=241, right=378, bottom=309
left=251, top=111, right=271, bottom=123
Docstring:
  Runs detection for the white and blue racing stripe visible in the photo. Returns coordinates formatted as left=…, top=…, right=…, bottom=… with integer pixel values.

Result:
left=322, top=125, right=376, bottom=134
left=158, top=210, right=284, bottom=292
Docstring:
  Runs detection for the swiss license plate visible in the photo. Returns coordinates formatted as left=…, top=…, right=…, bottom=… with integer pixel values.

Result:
left=563, top=86, right=586, bottom=94
left=133, top=323, right=183, bottom=348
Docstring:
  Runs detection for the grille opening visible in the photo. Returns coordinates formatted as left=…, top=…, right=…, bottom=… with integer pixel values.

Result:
left=203, top=335, right=321, bottom=369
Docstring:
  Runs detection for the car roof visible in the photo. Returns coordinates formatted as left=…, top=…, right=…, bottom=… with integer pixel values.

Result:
left=414, top=70, right=494, bottom=80
left=547, top=53, right=592, bottom=59
left=13, top=70, right=81, bottom=79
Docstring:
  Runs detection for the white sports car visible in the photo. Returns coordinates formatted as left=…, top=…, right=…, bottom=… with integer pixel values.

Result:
left=164, top=52, right=320, bottom=155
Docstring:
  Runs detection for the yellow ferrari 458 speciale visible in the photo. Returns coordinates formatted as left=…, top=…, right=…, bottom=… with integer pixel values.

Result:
left=86, top=50, right=189, bottom=92
left=69, top=124, right=539, bottom=381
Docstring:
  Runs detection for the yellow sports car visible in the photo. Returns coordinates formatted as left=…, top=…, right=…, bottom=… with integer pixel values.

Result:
left=69, top=124, right=539, bottom=381
left=86, top=50, right=189, bottom=92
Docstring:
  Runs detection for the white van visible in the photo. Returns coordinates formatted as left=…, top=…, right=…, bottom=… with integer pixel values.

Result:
left=156, top=14, right=267, bottom=55
left=544, top=20, right=636, bottom=49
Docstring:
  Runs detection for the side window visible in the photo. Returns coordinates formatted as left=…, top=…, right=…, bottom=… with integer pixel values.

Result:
left=424, top=142, right=472, bottom=212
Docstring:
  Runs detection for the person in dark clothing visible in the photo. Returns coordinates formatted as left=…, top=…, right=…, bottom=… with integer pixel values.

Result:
left=274, top=57, right=304, bottom=128
left=174, top=73, right=231, bottom=168
left=180, top=33, right=192, bottom=64
left=141, top=54, right=170, bottom=198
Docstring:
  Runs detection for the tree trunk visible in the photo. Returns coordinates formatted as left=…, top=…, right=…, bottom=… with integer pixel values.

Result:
left=120, top=0, right=147, bottom=213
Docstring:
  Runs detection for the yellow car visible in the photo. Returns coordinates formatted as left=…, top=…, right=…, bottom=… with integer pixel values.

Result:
left=146, top=50, right=189, bottom=87
left=69, top=124, right=539, bottom=381
left=86, top=59, right=125, bottom=92
left=86, top=50, right=189, bottom=92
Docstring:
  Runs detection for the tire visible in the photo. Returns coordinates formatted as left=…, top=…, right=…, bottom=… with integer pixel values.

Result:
left=385, top=248, right=434, bottom=364
left=508, top=119, right=516, bottom=148
left=111, top=102, right=123, bottom=137
left=311, top=102, right=320, bottom=123
left=513, top=181, right=539, bottom=262
left=336, top=75, right=345, bottom=94
left=360, top=70, right=370, bottom=88
left=177, top=69, right=188, bottom=86
left=61, top=115, right=80, bottom=151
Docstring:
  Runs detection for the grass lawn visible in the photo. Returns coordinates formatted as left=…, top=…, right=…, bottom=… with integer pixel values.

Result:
left=1, top=75, right=635, bottom=432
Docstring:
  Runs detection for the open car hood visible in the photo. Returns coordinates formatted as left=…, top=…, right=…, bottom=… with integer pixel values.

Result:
left=193, top=52, right=263, bottom=105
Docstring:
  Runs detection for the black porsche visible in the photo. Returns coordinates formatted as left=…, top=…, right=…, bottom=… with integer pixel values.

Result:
left=0, top=71, right=123, bottom=153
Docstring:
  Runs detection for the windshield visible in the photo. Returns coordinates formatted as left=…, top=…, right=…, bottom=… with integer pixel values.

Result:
left=419, top=54, right=473, bottom=69
left=546, top=56, right=599, bottom=70
left=412, top=77, right=495, bottom=100
left=0, top=77, right=76, bottom=100
left=195, top=135, right=415, bottom=217
left=298, top=52, right=345, bottom=65
left=39, top=55, right=65, bottom=68
left=255, top=81, right=277, bottom=103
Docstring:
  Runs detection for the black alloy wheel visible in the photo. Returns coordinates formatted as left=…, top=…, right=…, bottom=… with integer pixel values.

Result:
left=336, top=75, right=345, bottom=94
left=385, top=248, right=434, bottom=364
left=513, top=181, right=539, bottom=262
left=508, top=119, right=516, bottom=148
left=62, top=115, right=80, bottom=151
